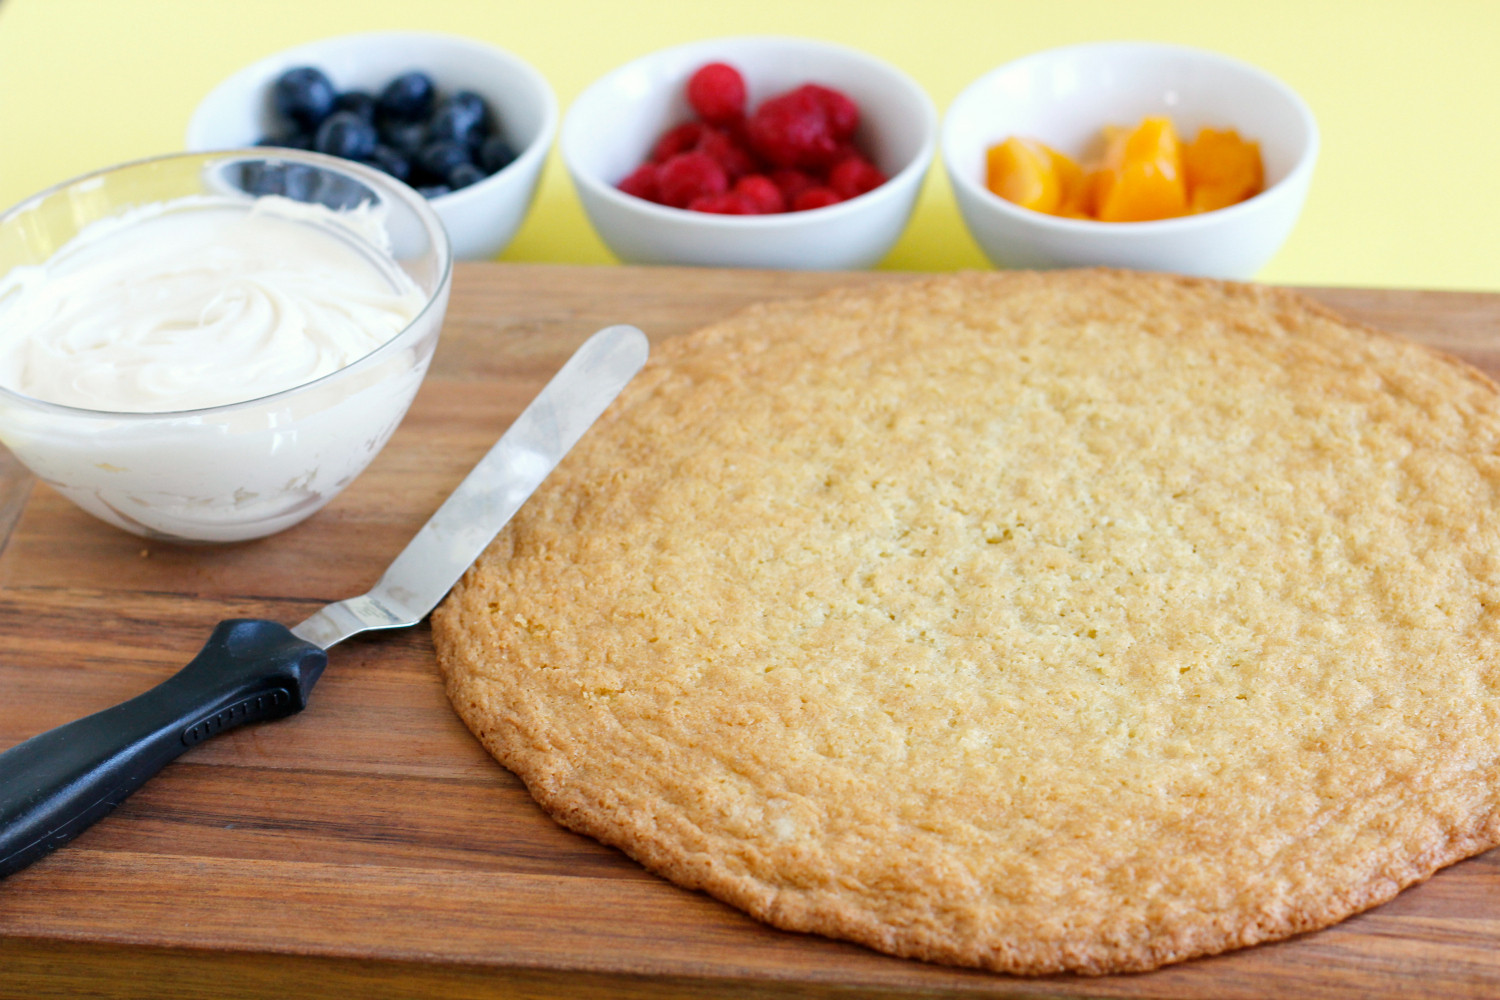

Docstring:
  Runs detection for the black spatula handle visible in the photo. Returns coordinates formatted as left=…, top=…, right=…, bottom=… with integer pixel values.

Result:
left=0, top=619, right=326, bottom=879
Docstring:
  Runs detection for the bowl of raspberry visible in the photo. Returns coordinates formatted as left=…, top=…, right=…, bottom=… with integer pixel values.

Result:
left=560, top=36, right=938, bottom=270
left=188, top=31, right=557, bottom=261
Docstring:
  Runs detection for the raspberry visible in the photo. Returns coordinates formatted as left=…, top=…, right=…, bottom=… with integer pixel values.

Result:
left=829, top=139, right=862, bottom=165
left=721, top=114, right=755, bottom=149
left=829, top=156, right=887, bottom=199
left=792, top=186, right=842, bottom=212
left=651, top=121, right=707, bottom=163
left=733, top=174, right=786, bottom=214
left=696, top=127, right=758, bottom=180
left=686, top=62, right=747, bottom=127
left=769, top=168, right=818, bottom=203
left=689, top=192, right=756, bottom=214
left=617, top=163, right=661, bottom=202
left=747, top=87, right=842, bottom=169
left=656, top=151, right=728, bottom=209
left=805, top=84, right=859, bottom=139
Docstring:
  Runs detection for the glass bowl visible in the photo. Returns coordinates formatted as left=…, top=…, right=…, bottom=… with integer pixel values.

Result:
left=0, top=149, right=452, bottom=543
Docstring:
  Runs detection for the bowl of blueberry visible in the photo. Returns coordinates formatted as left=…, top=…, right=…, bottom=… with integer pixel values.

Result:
left=188, top=31, right=557, bottom=260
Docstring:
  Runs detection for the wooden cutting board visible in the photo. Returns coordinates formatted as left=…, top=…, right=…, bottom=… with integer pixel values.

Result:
left=2, top=263, right=1499, bottom=1000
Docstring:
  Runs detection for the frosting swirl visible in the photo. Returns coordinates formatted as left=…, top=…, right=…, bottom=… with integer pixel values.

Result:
left=0, top=195, right=427, bottom=412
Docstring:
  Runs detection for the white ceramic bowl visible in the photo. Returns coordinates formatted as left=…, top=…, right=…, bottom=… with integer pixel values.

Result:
left=187, top=31, right=557, bottom=261
left=561, top=36, right=938, bottom=270
left=941, top=42, right=1318, bottom=278
left=0, top=150, right=452, bottom=543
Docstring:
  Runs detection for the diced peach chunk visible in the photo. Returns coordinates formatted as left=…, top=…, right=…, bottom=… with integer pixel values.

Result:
left=986, top=137, right=1059, bottom=213
left=1183, top=128, right=1264, bottom=213
left=986, top=137, right=1085, bottom=217
left=1049, top=147, right=1087, bottom=218
left=1090, top=117, right=1187, bottom=223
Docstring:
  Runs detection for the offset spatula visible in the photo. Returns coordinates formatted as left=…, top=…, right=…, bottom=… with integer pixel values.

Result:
left=0, top=324, right=649, bottom=879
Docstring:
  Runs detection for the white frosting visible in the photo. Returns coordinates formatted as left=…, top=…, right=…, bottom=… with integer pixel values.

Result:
left=0, top=191, right=445, bottom=543
left=0, top=195, right=427, bottom=412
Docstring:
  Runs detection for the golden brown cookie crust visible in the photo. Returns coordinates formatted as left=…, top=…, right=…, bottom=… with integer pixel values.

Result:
left=433, top=270, right=1500, bottom=975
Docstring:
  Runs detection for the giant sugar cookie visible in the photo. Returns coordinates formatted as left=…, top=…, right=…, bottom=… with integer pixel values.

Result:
left=433, top=270, right=1500, bottom=975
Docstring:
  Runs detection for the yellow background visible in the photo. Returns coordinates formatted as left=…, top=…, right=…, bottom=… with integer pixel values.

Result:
left=1, top=0, right=1496, bottom=290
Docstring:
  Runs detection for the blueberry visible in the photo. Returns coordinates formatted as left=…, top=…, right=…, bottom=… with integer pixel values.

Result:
left=427, top=105, right=476, bottom=147
left=237, top=160, right=332, bottom=201
left=379, top=118, right=427, bottom=156
left=428, top=91, right=490, bottom=148
left=366, top=144, right=412, bottom=182
left=309, top=170, right=378, bottom=210
left=416, top=184, right=452, bottom=199
left=256, top=131, right=314, bottom=151
left=273, top=67, right=338, bottom=129
left=377, top=71, right=436, bottom=123
left=237, top=162, right=281, bottom=196
left=280, top=165, right=324, bottom=202
left=415, top=140, right=472, bottom=183
left=334, top=90, right=377, bottom=124
left=479, top=134, right=515, bottom=174
left=315, top=111, right=378, bottom=161
left=448, top=162, right=486, bottom=190
left=448, top=91, right=490, bottom=127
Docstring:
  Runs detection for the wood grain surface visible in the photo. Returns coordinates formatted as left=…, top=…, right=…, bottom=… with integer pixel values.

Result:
left=2, top=264, right=1499, bottom=1000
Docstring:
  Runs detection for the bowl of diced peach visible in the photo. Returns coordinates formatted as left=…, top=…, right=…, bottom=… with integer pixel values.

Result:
left=941, top=42, right=1318, bottom=278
